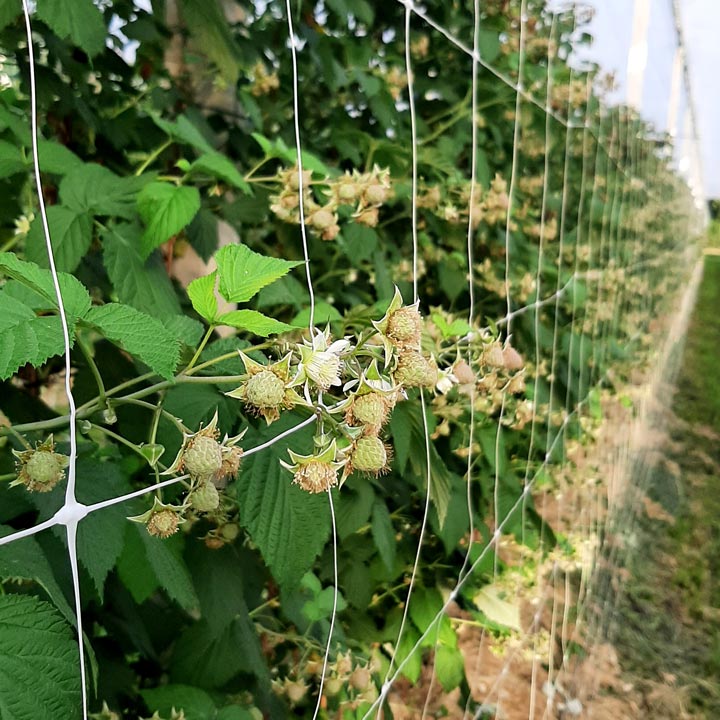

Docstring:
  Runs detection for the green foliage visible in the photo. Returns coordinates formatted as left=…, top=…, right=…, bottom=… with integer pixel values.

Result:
left=0, top=595, right=81, bottom=719
left=0, top=0, right=701, bottom=716
left=237, top=414, right=331, bottom=589
left=137, top=182, right=201, bottom=258
left=215, top=244, right=302, bottom=304
left=83, top=303, right=180, bottom=379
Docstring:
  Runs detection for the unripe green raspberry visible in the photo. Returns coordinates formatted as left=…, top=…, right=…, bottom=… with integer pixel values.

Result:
left=219, top=523, right=240, bottom=541
left=190, top=480, right=220, bottom=512
left=284, top=679, right=308, bottom=704
left=147, top=509, right=180, bottom=539
left=310, top=208, right=335, bottom=230
left=364, top=183, right=387, bottom=204
left=386, top=306, right=422, bottom=345
left=323, top=677, right=343, bottom=697
left=337, top=182, right=358, bottom=202
left=452, top=359, right=476, bottom=384
left=293, top=460, right=338, bottom=494
left=350, top=392, right=389, bottom=428
left=394, top=351, right=438, bottom=388
left=502, top=344, right=524, bottom=370
left=245, top=370, right=286, bottom=409
left=483, top=344, right=506, bottom=368
left=183, top=435, right=223, bottom=478
left=24, top=450, right=65, bottom=492
left=351, top=436, right=388, bottom=474
left=349, top=666, right=371, bottom=691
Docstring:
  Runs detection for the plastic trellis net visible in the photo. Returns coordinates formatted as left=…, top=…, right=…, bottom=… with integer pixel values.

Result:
left=0, top=1, right=705, bottom=719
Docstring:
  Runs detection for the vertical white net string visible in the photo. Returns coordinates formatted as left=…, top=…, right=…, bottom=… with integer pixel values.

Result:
left=311, top=489, right=338, bottom=720
left=457, top=0, right=481, bottom=586
left=282, top=4, right=334, bottom=712
left=20, top=1, right=87, bottom=716
left=541, top=12, right=580, bottom=712
left=284, top=0, right=316, bottom=334
left=378, top=6, right=434, bottom=712
left=552, top=70, right=597, bottom=690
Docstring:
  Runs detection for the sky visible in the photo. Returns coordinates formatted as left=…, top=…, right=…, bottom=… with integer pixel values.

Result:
left=577, top=0, right=719, bottom=200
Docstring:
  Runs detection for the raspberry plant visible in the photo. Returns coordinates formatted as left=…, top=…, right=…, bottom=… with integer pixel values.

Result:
left=0, top=1, right=703, bottom=718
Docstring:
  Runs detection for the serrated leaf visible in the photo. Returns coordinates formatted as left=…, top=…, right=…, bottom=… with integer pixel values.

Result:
left=237, top=414, right=331, bottom=589
left=141, top=685, right=216, bottom=720
left=178, top=0, right=240, bottom=85
left=60, top=164, right=151, bottom=218
left=37, top=140, right=83, bottom=175
left=435, top=644, right=465, bottom=692
left=336, top=477, right=375, bottom=540
left=0, top=526, right=76, bottom=626
left=389, top=402, right=451, bottom=526
left=137, top=181, right=201, bottom=258
left=84, top=303, right=180, bottom=379
left=187, top=208, right=219, bottom=262
left=171, top=617, right=263, bottom=688
left=116, top=524, right=160, bottom=605
left=190, top=152, right=251, bottom=194
left=0, top=595, right=81, bottom=719
left=0, top=138, right=27, bottom=177
left=250, top=132, right=330, bottom=175
left=150, top=114, right=214, bottom=154
left=395, top=624, right=422, bottom=683
left=473, top=585, right=521, bottom=631
left=75, top=460, right=133, bottom=601
left=138, top=530, right=198, bottom=610
left=101, top=222, right=183, bottom=319
left=25, top=206, right=92, bottom=272
left=187, top=271, right=218, bottom=323
left=0, top=103, right=30, bottom=145
left=36, top=0, right=105, bottom=56
left=25, top=460, right=133, bottom=603
left=0, top=291, right=71, bottom=380
left=215, top=243, right=302, bottom=303
left=371, top=501, right=396, bottom=572
left=162, top=314, right=205, bottom=348
left=0, top=252, right=91, bottom=319
left=216, top=309, right=296, bottom=336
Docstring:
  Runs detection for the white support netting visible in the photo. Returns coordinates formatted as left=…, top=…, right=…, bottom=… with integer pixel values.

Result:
left=0, top=1, right=707, bottom=718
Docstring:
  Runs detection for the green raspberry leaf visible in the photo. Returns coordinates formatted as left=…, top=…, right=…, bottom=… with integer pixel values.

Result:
left=237, top=414, right=331, bottom=589
left=37, top=141, right=83, bottom=175
left=0, top=594, right=81, bottom=719
left=0, top=526, right=76, bottom=627
left=178, top=0, right=240, bottom=85
left=83, top=303, right=180, bottom=380
left=215, top=243, right=302, bottom=303
left=435, top=644, right=465, bottom=692
left=189, top=152, right=252, bottom=194
left=150, top=113, right=214, bottom=154
left=36, top=0, right=106, bottom=56
left=0, top=138, right=28, bottom=177
left=0, top=291, right=74, bottom=380
left=216, top=309, right=297, bottom=337
left=141, top=684, right=216, bottom=720
left=0, top=252, right=91, bottom=319
left=59, top=164, right=151, bottom=219
left=25, top=206, right=92, bottom=273
left=101, top=222, right=183, bottom=319
left=137, top=181, right=201, bottom=259
left=187, top=271, right=219, bottom=324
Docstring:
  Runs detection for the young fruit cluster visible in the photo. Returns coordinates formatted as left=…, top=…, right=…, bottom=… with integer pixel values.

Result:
left=269, top=164, right=392, bottom=239
left=129, top=413, right=245, bottom=541
left=11, top=436, right=68, bottom=493
left=272, top=650, right=379, bottom=709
